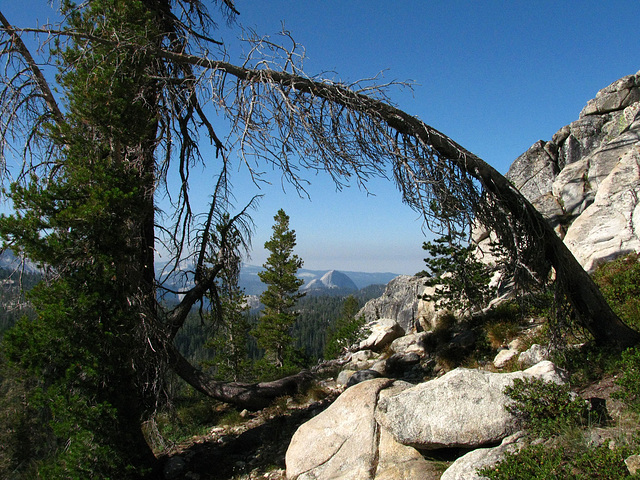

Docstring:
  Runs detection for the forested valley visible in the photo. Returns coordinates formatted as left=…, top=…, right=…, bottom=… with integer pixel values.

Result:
left=0, top=261, right=385, bottom=376
left=173, top=284, right=385, bottom=372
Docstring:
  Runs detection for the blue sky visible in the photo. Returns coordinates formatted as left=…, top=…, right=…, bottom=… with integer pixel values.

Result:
left=4, top=1, right=640, bottom=274
left=215, top=1, right=640, bottom=274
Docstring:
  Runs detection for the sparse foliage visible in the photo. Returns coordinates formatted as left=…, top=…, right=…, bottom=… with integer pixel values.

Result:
left=203, top=220, right=253, bottom=382
left=503, top=378, right=591, bottom=435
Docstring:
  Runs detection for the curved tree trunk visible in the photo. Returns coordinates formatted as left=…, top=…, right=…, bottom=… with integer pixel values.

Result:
left=167, top=57, right=640, bottom=350
left=168, top=344, right=313, bottom=410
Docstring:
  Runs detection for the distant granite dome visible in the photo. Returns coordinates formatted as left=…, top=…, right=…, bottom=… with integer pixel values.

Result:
left=302, top=270, right=358, bottom=292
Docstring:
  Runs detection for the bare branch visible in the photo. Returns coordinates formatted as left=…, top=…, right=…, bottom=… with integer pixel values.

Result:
left=0, top=12, right=63, bottom=125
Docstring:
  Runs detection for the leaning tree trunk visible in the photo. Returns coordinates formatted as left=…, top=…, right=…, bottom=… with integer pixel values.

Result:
left=403, top=121, right=640, bottom=349
left=386, top=107, right=640, bottom=350
left=170, top=58, right=640, bottom=350
left=168, top=344, right=312, bottom=410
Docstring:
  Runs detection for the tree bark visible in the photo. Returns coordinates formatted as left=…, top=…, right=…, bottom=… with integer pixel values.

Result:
left=168, top=344, right=313, bottom=410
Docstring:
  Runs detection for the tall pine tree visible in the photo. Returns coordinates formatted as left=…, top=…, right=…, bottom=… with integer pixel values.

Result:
left=254, top=209, right=305, bottom=369
left=0, top=1, right=161, bottom=474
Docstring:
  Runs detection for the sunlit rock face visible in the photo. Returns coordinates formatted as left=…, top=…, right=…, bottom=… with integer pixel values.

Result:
left=285, top=362, right=565, bottom=480
left=479, top=71, right=640, bottom=272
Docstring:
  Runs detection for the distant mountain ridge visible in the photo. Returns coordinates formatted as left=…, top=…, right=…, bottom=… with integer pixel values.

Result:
left=239, top=264, right=399, bottom=295
left=0, top=250, right=40, bottom=274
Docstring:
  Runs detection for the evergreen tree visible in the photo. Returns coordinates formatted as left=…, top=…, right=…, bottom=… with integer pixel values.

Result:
left=254, top=209, right=305, bottom=369
left=0, top=1, right=161, bottom=476
left=418, top=232, right=495, bottom=315
left=203, top=221, right=253, bottom=382
left=324, top=295, right=365, bottom=359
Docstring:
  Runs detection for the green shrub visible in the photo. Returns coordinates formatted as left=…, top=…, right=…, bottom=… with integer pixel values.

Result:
left=593, top=253, right=640, bottom=330
left=504, top=378, right=591, bottom=435
left=418, top=233, right=495, bottom=314
left=552, top=343, right=620, bottom=388
left=479, top=442, right=636, bottom=480
left=613, top=347, right=640, bottom=413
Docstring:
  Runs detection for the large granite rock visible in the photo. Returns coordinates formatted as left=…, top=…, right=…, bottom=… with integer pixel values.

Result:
left=375, top=361, right=564, bottom=449
left=481, top=70, right=640, bottom=271
left=562, top=128, right=640, bottom=270
left=357, top=275, right=431, bottom=333
left=285, top=378, right=394, bottom=480
left=375, top=428, right=441, bottom=480
left=358, top=318, right=404, bottom=351
left=286, top=362, right=564, bottom=479
left=439, top=432, right=526, bottom=480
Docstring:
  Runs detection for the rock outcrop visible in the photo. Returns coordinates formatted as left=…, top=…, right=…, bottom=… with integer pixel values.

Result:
left=375, top=361, right=563, bottom=450
left=488, top=70, right=640, bottom=272
left=357, top=275, right=431, bottom=333
left=285, top=362, right=565, bottom=480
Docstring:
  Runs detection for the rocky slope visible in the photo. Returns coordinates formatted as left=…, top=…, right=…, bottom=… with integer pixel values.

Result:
left=284, top=71, right=640, bottom=480
left=486, top=70, right=640, bottom=272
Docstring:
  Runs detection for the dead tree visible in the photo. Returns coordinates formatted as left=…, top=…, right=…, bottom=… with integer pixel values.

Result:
left=1, top=1, right=637, bottom=416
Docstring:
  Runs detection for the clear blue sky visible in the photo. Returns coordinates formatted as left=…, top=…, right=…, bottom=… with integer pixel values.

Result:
left=4, top=1, right=640, bottom=274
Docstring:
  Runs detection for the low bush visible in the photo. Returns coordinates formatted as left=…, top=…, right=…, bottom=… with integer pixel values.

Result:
left=614, top=347, right=640, bottom=413
left=552, top=343, right=621, bottom=388
left=479, top=441, right=636, bottom=480
left=593, top=253, right=640, bottom=330
left=503, top=378, right=591, bottom=435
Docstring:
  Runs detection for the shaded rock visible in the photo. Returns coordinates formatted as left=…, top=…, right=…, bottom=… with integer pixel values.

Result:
left=163, top=456, right=187, bottom=480
left=375, top=361, right=564, bottom=450
left=358, top=276, right=429, bottom=333
left=346, top=369, right=383, bottom=388
left=385, top=352, right=421, bottom=376
left=359, top=318, right=404, bottom=351
left=450, top=330, right=477, bottom=349
left=440, top=432, right=526, bottom=480
left=375, top=428, right=441, bottom=480
left=285, top=378, right=392, bottom=480
left=336, top=369, right=356, bottom=386
left=518, top=344, right=549, bottom=367
left=506, top=140, right=559, bottom=209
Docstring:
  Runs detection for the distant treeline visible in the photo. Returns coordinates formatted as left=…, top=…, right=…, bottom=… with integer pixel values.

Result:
left=174, top=284, right=385, bottom=367
left=0, top=268, right=40, bottom=335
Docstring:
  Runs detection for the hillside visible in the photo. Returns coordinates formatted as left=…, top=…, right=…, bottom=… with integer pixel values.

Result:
left=153, top=71, right=640, bottom=480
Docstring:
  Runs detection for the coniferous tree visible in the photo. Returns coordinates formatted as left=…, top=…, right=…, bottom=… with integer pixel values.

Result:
left=324, top=295, right=365, bottom=359
left=254, top=209, right=305, bottom=369
left=203, top=221, right=253, bottom=382
left=418, top=232, right=495, bottom=314
left=0, top=2, right=161, bottom=476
